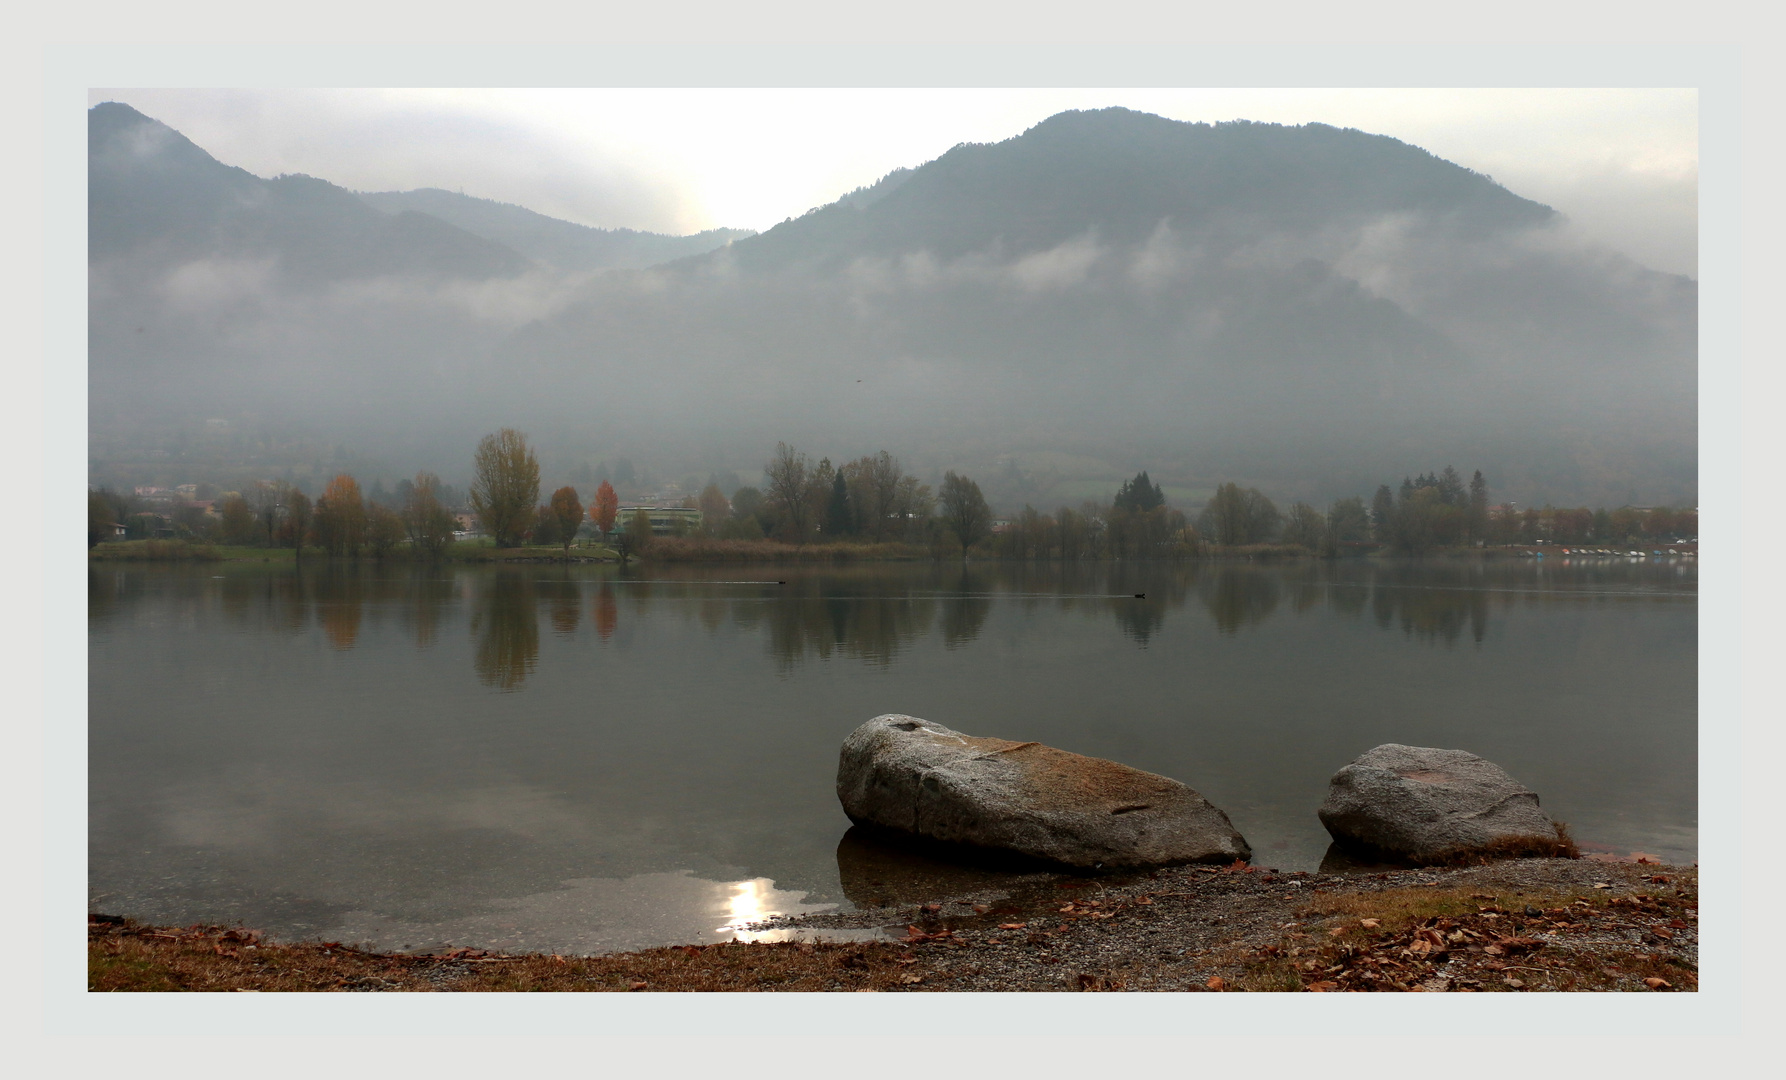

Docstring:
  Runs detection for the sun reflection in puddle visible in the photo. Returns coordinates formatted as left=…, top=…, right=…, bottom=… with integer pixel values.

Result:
left=329, top=870, right=891, bottom=956
left=717, top=876, right=831, bottom=943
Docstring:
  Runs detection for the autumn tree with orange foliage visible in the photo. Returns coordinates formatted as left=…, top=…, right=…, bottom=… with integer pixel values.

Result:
left=589, top=480, right=619, bottom=541
left=697, top=483, right=730, bottom=535
left=549, top=486, right=583, bottom=559
left=312, top=474, right=367, bottom=557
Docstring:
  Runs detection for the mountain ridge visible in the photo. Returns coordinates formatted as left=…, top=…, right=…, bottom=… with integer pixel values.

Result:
left=86, top=102, right=1695, bottom=508
left=710, top=108, right=1560, bottom=272
left=90, top=101, right=752, bottom=281
left=90, top=101, right=533, bottom=281
left=357, top=187, right=755, bottom=272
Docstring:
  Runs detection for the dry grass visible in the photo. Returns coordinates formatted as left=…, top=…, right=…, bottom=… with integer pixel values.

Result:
left=1422, top=822, right=1583, bottom=866
left=1230, top=869, right=1696, bottom=992
left=89, top=540, right=221, bottom=561
left=89, top=862, right=1696, bottom=994
left=88, top=921, right=937, bottom=993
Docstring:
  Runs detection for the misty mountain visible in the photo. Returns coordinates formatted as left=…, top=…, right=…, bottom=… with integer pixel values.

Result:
left=358, top=188, right=754, bottom=271
left=90, top=102, right=531, bottom=282
left=88, top=105, right=1695, bottom=510
left=722, top=109, right=1554, bottom=271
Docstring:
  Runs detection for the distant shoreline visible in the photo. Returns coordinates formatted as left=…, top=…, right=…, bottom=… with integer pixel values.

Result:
left=87, top=537, right=1699, bottom=566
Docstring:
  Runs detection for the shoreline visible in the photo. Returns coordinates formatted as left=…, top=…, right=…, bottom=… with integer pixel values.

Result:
left=89, top=857, right=1695, bottom=992
left=88, top=539, right=1699, bottom=566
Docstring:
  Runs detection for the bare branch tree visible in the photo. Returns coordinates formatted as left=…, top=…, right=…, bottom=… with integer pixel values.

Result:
left=939, top=470, right=991, bottom=557
left=764, top=442, right=816, bottom=543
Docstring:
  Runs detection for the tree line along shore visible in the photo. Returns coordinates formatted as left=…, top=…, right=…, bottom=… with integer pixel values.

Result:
left=89, top=430, right=1698, bottom=563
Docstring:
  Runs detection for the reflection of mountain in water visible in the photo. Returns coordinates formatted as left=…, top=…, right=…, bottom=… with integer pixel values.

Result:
left=471, top=572, right=539, bottom=690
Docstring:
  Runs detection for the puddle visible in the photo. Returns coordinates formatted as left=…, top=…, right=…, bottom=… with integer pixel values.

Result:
left=325, top=870, right=866, bottom=956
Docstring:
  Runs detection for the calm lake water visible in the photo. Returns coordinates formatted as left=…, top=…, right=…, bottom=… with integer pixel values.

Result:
left=89, top=557, right=1696, bottom=954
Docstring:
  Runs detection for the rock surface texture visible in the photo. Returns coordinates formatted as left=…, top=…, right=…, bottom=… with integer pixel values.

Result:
left=1317, top=744, right=1563, bottom=863
left=836, top=714, right=1250, bottom=870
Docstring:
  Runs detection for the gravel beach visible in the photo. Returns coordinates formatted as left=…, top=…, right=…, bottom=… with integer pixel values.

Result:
left=89, top=857, right=1696, bottom=992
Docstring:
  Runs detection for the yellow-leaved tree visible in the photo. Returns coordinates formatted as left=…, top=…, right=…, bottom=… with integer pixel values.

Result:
left=469, top=429, right=539, bottom=548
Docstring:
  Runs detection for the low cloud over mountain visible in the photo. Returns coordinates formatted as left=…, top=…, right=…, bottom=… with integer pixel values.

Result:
left=89, top=103, right=1694, bottom=508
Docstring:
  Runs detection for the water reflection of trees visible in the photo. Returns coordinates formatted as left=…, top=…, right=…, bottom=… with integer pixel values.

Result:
left=396, top=568, right=455, bottom=648
left=746, top=575, right=940, bottom=668
left=471, top=571, right=539, bottom=690
left=1181, top=562, right=1501, bottom=642
left=537, top=572, right=582, bottom=637
left=593, top=583, right=618, bottom=642
left=216, top=565, right=459, bottom=647
left=88, top=568, right=136, bottom=623
left=1103, top=564, right=1189, bottom=645
left=940, top=570, right=992, bottom=650
left=313, top=567, right=365, bottom=650
left=1366, top=565, right=1490, bottom=645
left=92, top=559, right=1539, bottom=682
left=1198, top=566, right=1282, bottom=634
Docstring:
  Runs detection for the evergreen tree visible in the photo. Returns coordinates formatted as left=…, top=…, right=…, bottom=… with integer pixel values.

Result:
left=825, top=469, right=853, bottom=537
left=1467, top=470, right=1490, bottom=540
left=1438, top=466, right=1466, bottom=506
left=1371, top=485, right=1396, bottom=539
left=1112, top=470, right=1165, bottom=513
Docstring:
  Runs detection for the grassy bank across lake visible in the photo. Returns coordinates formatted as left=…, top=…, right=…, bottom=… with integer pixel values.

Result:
left=89, top=540, right=624, bottom=564
left=89, top=538, right=1697, bottom=566
left=88, top=539, right=225, bottom=561
left=636, top=537, right=932, bottom=562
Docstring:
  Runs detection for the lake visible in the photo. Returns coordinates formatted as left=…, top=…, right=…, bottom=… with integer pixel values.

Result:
left=88, top=557, right=1696, bottom=955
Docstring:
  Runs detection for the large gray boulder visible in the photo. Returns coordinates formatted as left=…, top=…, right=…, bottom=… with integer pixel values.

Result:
left=1317, top=744, right=1568, bottom=864
left=836, top=714, right=1250, bottom=870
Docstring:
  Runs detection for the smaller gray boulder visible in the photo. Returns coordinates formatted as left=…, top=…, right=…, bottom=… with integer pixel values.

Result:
left=836, top=714, right=1250, bottom=870
left=1317, top=744, right=1569, bottom=864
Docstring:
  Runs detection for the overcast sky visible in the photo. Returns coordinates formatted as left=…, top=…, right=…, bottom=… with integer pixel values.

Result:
left=88, top=87, right=1698, bottom=277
